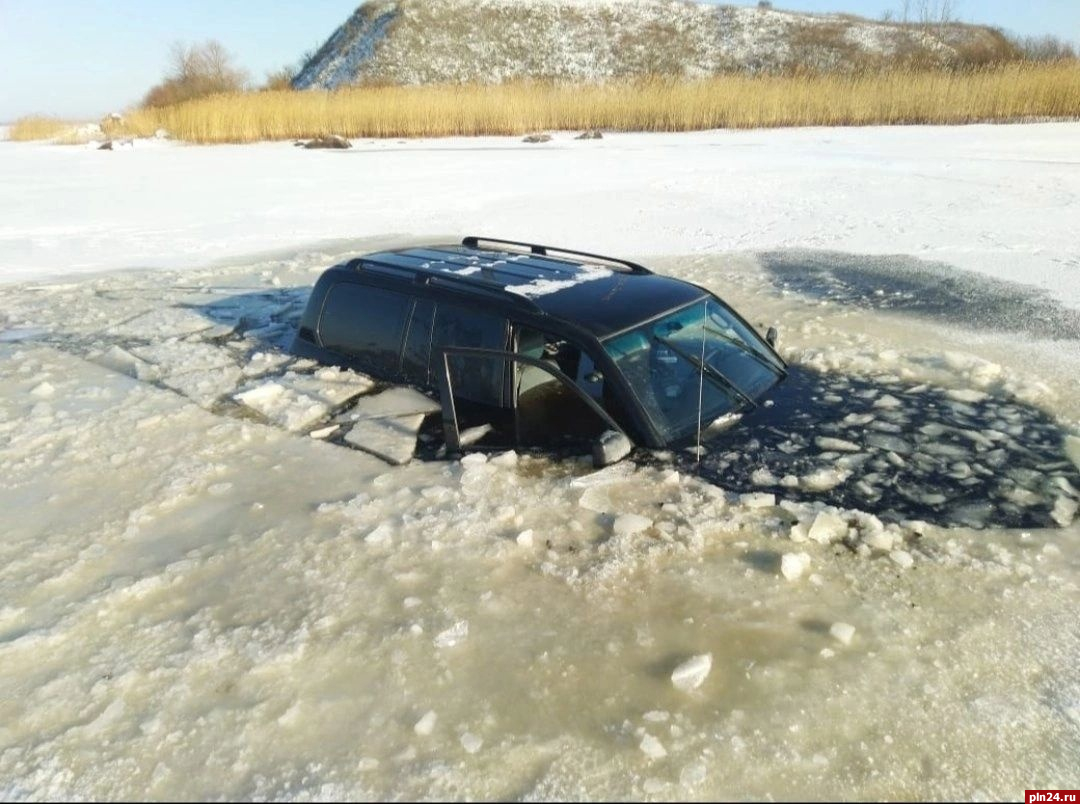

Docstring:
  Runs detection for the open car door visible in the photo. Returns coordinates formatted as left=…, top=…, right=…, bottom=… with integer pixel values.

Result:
left=436, top=346, right=632, bottom=466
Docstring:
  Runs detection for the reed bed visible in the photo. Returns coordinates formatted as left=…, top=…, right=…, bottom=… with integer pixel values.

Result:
left=7, top=116, right=75, bottom=141
left=15, top=62, right=1080, bottom=144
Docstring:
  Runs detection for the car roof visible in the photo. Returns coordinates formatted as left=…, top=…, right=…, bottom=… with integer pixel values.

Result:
left=354, top=242, right=708, bottom=339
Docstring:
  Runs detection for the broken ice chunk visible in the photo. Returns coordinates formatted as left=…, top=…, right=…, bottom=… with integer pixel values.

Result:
left=131, top=341, right=236, bottom=374
left=947, top=388, right=989, bottom=404
left=843, top=413, right=874, bottom=426
left=365, top=523, right=393, bottom=545
left=108, top=307, right=222, bottom=338
left=866, top=433, right=913, bottom=454
left=414, top=710, right=438, bottom=736
left=815, top=436, right=861, bottom=452
left=348, top=387, right=440, bottom=420
left=92, top=345, right=159, bottom=381
left=808, top=512, right=847, bottom=545
left=751, top=468, right=778, bottom=486
left=242, top=351, right=292, bottom=377
left=1066, top=435, right=1080, bottom=472
left=460, top=733, right=483, bottom=754
left=458, top=424, right=494, bottom=447
left=613, top=514, right=652, bottom=537
left=233, top=382, right=324, bottom=434
left=679, top=761, right=707, bottom=788
left=829, top=622, right=856, bottom=646
left=639, top=734, right=667, bottom=760
left=434, top=620, right=469, bottom=649
left=489, top=450, right=518, bottom=467
left=889, top=550, right=915, bottom=569
left=671, top=653, right=713, bottom=692
left=1052, top=496, right=1078, bottom=527
left=863, top=529, right=895, bottom=552
left=740, top=493, right=775, bottom=509
left=284, top=369, right=374, bottom=407
left=781, top=552, right=811, bottom=581
left=162, top=366, right=243, bottom=408
left=344, top=414, right=426, bottom=465
left=234, top=370, right=372, bottom=432
left=570, top=462, right=638, bottom=488
left=801, top=468, right=850, bottom=492
left=873, top=394, right=901, bottom=409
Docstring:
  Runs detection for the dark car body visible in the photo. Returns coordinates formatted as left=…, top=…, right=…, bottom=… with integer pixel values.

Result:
left=291, top=237, right=787, bottom=457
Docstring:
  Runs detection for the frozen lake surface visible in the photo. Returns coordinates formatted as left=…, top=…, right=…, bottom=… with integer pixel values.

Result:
left=1, top=127, right=1079, bottom=799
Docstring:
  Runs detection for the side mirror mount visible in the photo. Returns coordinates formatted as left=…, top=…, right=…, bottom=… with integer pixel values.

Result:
left=766, top=326, right=779, bottom=348
left=592, top=430, right=633, bottom=467
left=585, top=370, right=604, bottom=384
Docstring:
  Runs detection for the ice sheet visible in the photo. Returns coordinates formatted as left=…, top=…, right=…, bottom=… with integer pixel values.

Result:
left=343, top=413, right=427, bottom=465
left=3, top=125, right=1080, bottom=312
left=1, top=126, right=1079, bottom=800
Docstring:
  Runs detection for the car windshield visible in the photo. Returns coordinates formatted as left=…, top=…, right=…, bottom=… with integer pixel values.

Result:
left=602, top=298, right=785, bottom=442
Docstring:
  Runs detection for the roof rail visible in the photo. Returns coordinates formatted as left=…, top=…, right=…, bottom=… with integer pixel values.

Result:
left=357, top=255, right=544, bottom=313
left=461, top=236, right=652, bottom=275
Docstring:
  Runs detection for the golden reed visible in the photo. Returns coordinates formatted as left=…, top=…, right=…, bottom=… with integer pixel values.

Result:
left=11, top=63, right=1080, bottom=144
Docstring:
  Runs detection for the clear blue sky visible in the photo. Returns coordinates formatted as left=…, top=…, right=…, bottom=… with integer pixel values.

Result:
left=1, top=0, right=1077, bottom=121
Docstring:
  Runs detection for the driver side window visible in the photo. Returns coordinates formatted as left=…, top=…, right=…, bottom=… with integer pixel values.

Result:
left=513, top=328, right=626, bottom=446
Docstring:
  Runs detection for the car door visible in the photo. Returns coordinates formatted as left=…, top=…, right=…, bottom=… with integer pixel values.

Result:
left=435, top=324, right=629, bottom=459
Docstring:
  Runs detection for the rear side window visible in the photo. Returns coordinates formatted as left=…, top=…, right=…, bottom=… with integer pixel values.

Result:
left=433, top=304, right=508, bottom=405
left=318, top=283, right=411, bottom=377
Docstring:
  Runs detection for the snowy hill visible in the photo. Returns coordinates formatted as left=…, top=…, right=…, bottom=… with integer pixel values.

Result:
left=294, top=0, right=1011, bottom=88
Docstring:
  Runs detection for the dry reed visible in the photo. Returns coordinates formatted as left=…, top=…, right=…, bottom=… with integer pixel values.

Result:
left=7, top=116, right=75, bottom=141
left=14, top=63, right=1080, bottom=144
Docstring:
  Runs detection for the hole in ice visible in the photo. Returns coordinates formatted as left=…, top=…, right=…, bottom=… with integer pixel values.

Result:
left=762, top=250, right=1080, bottom=340
left=681, top=366, right=1080, bottom=530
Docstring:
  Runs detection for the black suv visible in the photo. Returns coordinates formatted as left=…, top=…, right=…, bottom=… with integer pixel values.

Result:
left=292, top=237, right=787, bottom=463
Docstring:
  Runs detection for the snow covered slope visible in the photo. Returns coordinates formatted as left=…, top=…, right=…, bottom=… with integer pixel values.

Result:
left=294, top=0, right=1010, bottom=88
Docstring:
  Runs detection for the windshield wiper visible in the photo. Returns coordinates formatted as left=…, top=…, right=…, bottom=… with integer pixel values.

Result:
left=703, top=324, right=786, bottom=378
left=654, top=335, right=757, bottom=412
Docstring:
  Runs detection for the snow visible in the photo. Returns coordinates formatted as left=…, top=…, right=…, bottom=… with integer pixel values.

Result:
left=295, top=0, right=981, bottom=87
left=1, top=126, right=1079, bottom=800
left=504, top=265, right=613, bottom=298
left=2, top=125, right=1080, bottom=313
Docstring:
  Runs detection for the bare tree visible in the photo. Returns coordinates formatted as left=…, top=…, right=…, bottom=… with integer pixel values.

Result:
left=915, top=0, right=960, bottom=25
left=143, top=40, right=250, bottom=108
left=1009, top=33, right=1079, bottom=62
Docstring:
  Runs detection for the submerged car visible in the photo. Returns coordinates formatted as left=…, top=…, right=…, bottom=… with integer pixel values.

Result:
left=292, top=237, right=787, bottom=464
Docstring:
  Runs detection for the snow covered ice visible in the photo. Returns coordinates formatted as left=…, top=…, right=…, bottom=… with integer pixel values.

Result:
left=1, top=126, right=1079, bottom=800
